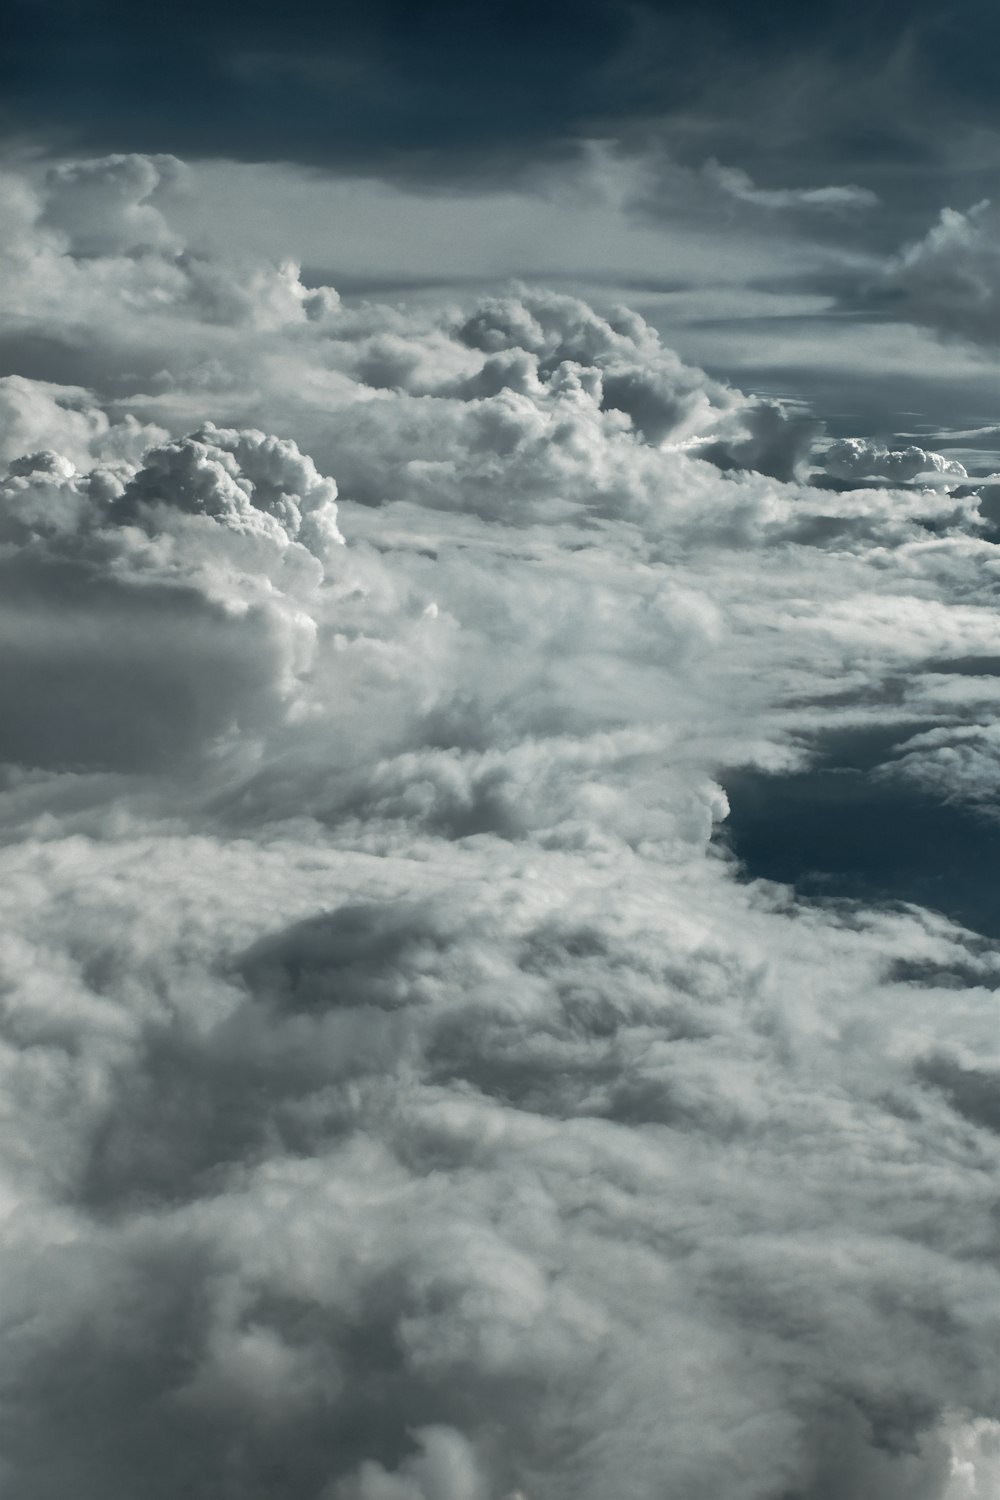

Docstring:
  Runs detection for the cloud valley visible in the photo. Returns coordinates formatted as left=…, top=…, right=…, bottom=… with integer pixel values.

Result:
left=2, top=154, right=1000, bottom=1500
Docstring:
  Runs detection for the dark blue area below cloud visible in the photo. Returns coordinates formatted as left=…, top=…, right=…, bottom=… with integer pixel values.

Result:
left=722, top=756, right=1000, bottom=939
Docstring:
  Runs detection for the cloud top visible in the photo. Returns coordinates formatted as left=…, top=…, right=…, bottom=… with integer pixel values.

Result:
left=2, top=153, right=1000, bottom=1500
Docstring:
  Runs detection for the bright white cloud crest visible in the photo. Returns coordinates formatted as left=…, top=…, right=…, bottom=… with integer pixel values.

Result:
left=2, top=155, right=1000, bottom=1500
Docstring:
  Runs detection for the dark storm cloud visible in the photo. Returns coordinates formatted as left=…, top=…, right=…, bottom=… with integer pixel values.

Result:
left=2, top=0, right=996, bottom=191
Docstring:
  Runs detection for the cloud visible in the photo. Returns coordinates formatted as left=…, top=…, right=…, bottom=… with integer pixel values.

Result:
left=876, top=721, right=1000, bottom=810
left=879, top=200, right=1000, bottom=345
left=115, top=423, right=343, bottom=553
left=0, top=375, right=167, bottom=471
left=39, top=153, right=187, bottom=257
left=3, top=153, right=1000, bottom=1500
left=823, top=437, right=968, bottom=487
left=704, top=159, right=879, bottom=212
left=1, top=0, right=989, bottom=214
left=333, top=1425, right=488, bottom=1500
left=0, top=422, right=341, bottom=773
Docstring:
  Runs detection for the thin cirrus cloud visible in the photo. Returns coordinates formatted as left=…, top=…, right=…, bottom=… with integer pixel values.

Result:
left=702, top=158, right=880, bottom=213
left=2, top=151, right=1000, bottom=1500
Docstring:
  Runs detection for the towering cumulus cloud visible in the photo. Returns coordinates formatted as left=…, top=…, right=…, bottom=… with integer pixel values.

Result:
left=3, top=155, right=1000, bottom=1500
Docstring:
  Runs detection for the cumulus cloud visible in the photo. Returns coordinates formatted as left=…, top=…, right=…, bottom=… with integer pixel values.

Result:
left=823, top=437, right=969, bottom=488
left=39, top=153, right=188, bottom=257
left=115, top=423, right=343, bottom=553
left=0, top=421, right=342, bottom=773
left=880, top=200, right=1000, bottom=345
left=3, top=154, right=1000, bottom=1500
left=0, top=375, right=167, bottom=471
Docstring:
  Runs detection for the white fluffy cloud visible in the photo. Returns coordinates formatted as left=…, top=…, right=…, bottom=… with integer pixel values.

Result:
left=823, top=437, right=968, bottom=487
left=0, top=421, right=342, bottom=773
left=39, top=153, right=188, bottom=257
left=2, top=155, right=1000, bottom=1500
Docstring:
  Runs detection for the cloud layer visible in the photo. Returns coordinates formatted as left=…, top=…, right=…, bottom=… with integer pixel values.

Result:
left=2, top=155, right=1000, bottom=1500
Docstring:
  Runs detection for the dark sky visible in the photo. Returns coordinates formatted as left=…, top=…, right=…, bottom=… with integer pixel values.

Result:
left=4, top=0, right=998, bottom=190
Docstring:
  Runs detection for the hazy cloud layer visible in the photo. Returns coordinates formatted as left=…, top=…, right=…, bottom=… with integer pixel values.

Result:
left=3, top=156, right=1000, bottom=1500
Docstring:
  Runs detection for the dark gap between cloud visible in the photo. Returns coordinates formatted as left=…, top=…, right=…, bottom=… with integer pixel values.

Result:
left=721, top=755, right=1000, bottom=938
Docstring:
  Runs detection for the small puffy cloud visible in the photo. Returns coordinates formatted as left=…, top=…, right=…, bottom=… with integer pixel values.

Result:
left=179, top=255, right=342, bottom=330
left=117, top=423, right=344, bottom=554
left=824, top=437, right=968, bottom=488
